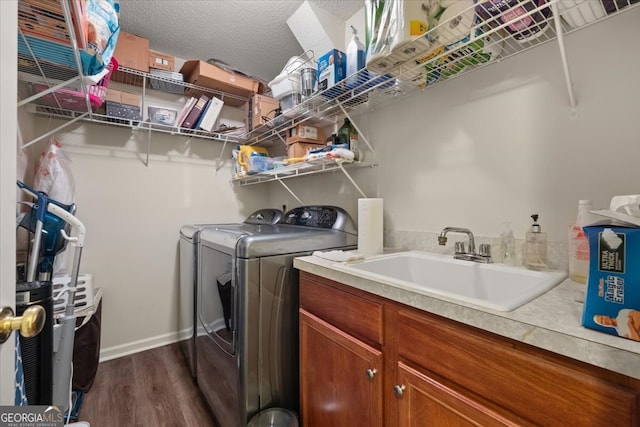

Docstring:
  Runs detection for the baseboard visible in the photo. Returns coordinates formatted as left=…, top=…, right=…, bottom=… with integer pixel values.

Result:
left=98, top=331, right=183, bottom=362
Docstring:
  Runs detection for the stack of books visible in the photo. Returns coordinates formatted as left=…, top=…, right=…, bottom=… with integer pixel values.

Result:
left=174, top=94, right=224, bottom=132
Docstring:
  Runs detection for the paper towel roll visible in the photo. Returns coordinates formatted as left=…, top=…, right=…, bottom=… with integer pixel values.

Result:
left=436, top=0, right=477, bottom=47
left=358, top=198, right=384, bottom=255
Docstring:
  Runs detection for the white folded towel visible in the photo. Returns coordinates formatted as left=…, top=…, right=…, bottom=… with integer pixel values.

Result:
left=312, top=250, right=364, bottom=263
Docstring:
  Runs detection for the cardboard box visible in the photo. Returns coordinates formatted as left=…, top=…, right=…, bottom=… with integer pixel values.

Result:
left=149, top=50, right=175, bottom=72
left=288, top=124, right=324, bottom=143
left=104, top=88, right=121, bottom=103
left=582, top=225, right=640, bottom=342
left=246, top=94, right=280, bottom=132
left=285, top=135, right=324, bottom=158
left=287, top=142, right=324, bottom=159
left=120, top=92, right=141, bottom=107
left=179, top=60, right=262, bottom=107
left=317, top=49, right=346, bottom=91
left=94, top=88, right=120, bottom=114
left=112, top=31, right=150, bottom=72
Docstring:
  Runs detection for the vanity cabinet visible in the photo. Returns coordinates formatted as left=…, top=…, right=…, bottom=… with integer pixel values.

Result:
left=299, top=273, right=384, bottom=427
left=299, top=271, right=640, bottom=426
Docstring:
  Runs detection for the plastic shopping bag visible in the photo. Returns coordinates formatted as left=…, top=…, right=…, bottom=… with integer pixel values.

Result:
left=34, top=137, right=76, bottom=204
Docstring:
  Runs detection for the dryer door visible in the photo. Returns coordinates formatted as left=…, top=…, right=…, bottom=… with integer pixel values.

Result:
left=198, top=244, right=236, bottom=356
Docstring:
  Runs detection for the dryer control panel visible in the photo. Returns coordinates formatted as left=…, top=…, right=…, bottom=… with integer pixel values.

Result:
left=282, top=206, right=351, bottom=231
left=244, top=209, right=283, bottom=225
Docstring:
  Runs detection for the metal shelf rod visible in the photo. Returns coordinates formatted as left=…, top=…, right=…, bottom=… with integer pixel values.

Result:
left=277, top=180, right=304, bottom=205
left=551, top=0, right=577, bottom=110
left=21, top=112, right=90, bottom=149
left=337, top=162, right=367, bottom=199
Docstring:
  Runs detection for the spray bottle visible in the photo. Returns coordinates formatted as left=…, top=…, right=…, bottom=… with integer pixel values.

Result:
left=346, top=25, right=365, bottom=87
left=568, top=200, right=594, bottom=283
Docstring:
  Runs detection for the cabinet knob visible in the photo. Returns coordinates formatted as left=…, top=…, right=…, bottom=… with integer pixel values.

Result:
left=393, top=384, right=406, bottom=398
left=365, top=368, right=377, bottom=380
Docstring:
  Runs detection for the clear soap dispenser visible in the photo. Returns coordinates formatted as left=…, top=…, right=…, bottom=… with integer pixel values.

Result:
left=524, top=214, right=548, bottom=271
left=500, top=222, right=516, bottom=265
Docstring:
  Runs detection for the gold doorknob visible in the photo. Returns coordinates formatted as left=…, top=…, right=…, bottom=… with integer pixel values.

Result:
left=0, top=305, right=45, bottom=344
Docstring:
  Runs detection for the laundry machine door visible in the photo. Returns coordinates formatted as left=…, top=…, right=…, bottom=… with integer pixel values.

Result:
left=198, top=245, right=235, bottom=356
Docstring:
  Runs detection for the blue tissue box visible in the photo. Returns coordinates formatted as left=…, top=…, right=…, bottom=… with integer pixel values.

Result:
left=582, top=225, right=640, bottom=342
left=317, top=49, right=346, bottom=92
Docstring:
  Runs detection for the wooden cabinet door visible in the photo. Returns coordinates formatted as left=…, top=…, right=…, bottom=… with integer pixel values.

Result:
left=300, top=309, right=383, bottom=427
left=395, top=362, right=527, bottom=427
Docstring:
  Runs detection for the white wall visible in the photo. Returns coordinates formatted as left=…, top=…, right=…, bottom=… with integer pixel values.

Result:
left=25, top=119, right=271, bottom=359
left=23, top=7, right=640, bottom=359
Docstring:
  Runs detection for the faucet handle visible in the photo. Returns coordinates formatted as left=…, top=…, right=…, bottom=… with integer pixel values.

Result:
left=479, top=244, right=492, bottom=257
left=454, top=241, right=466, bottom=254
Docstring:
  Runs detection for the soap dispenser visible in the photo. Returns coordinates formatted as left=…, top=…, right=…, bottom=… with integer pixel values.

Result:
left=524, top=214, right=548, bottom=271
left=346, top=25, right=365, bottom=87
left=500, top=221, right=516, bottom=265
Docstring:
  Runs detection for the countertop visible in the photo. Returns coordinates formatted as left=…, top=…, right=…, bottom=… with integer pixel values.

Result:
left=293, top=253, right=640, bottom=380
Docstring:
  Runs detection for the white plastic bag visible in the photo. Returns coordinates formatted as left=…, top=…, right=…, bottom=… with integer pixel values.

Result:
left=34, top=137, right=75, bottom=204
left=33, top=138, right=76, bottom=276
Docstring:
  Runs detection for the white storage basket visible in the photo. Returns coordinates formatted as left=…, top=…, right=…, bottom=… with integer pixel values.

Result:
left=52, top=274, right=95, bottom=316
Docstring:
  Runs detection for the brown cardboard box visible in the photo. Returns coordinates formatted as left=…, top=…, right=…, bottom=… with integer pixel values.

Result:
left=285, top=136, right=324, bottom=158
left=287, top=124, right=324, bottom=143
left=149, top=50, right=175, bottom=72
left=179, top=60, right=262, bottom=107
left=104, top=88, right=121, bottom=103
left=111, top=31, right=149, bottom=85
left=113, top=31, right=150, bottom=72
left=246, top=94, right=279, bottom=132
left=95, top=88, right=121, bottom=114
left=120, top=92, right=141, bottom=107
left=287, top=142, right=324, bottom=159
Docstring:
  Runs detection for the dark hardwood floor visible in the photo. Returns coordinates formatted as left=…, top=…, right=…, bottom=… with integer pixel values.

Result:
left=79, top=343, right=218, bottom=427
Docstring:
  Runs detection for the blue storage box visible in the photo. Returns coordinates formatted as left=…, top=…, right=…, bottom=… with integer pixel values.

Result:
left=317, top=49, right=346, bottom=92
left=582, top=225, right=640, bottom=342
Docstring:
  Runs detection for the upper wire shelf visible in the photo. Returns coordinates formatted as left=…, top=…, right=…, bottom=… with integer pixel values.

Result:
left=16, top=0, right=640, bottom=151
left=243, top=0, right=639, bottom=145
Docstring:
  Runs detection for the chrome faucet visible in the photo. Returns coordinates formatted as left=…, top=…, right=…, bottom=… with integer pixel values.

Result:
left=438, top=227, right=492, bottom=263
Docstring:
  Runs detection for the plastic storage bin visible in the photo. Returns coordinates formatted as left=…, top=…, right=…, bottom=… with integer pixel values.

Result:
left=268, top=55, right=312, bottom=100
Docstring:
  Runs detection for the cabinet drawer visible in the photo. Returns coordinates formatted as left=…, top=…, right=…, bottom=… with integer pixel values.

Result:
left=397, top=308, right=639, bottom=426
left=300, top=272, right=383, bottom=346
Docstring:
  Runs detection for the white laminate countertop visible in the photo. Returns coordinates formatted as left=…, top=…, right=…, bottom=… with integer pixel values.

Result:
left=294, top=254, right=640, bottom=380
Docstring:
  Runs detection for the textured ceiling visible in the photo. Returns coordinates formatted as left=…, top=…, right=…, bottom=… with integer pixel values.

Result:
left=117, top=0, right=364, bottom=83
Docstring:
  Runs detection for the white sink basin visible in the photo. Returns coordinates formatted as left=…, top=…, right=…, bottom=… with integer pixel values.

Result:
left=333, top=251, right=567, bottom=311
